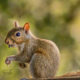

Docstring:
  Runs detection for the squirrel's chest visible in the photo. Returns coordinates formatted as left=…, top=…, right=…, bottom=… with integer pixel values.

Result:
left=19, top=43, right=25, bottom=52
left=19, top=43, right=33, bottom=55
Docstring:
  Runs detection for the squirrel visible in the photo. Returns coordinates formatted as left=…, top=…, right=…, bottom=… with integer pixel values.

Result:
left=5, top=21, right=60, bottom=79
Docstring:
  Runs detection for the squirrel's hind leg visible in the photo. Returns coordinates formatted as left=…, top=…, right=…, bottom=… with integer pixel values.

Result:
left=30, top=53, right=54, bottom=79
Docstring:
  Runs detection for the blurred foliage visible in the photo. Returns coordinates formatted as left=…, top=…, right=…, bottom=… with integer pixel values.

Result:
left=0, top=0, right=80, bottom=80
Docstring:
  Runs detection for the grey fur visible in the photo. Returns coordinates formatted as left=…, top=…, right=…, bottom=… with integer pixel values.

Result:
left=5, top=28, right=60, bottom=79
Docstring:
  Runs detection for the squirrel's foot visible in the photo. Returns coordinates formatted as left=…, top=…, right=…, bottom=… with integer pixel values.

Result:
left=20, top=78, right=28, bottom=80
left=19, top=63, right=26, bottom=68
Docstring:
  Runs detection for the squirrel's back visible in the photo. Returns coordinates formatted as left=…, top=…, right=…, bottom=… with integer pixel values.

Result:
left=36, top=38, right=60, bottom=59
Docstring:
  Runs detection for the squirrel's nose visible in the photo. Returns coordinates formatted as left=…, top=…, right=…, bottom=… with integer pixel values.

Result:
left=5, top=39, right=9, bottom=44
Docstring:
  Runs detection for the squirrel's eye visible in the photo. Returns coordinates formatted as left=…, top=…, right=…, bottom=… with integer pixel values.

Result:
left=16, top=32, right=20, bottom=37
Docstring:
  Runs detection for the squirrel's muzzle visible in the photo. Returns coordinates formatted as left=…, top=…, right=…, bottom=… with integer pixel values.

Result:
left=5, top=38, right=9, bottom=44
left=5, top=38, right=14, bottom=48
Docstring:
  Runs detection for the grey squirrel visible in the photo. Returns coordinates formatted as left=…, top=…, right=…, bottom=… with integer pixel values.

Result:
left=5, top=21, right=60, bottom=79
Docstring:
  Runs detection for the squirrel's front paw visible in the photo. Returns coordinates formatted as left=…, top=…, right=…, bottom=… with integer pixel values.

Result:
left=5, top=56, right=14, bottom=65
left=5, top=57, right=11, bottom=65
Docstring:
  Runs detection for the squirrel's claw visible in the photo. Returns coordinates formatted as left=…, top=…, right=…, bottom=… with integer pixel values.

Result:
left=5, top=58, right=11, bottom=65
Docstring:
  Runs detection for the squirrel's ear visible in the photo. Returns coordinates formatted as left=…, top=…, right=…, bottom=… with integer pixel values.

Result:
left=14, top=21, right=19, bottom=28
left=24, top=23, right=30, bottom=31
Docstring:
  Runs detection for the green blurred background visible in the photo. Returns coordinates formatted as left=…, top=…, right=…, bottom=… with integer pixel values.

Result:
left=0, top=0, right=80, bottom=80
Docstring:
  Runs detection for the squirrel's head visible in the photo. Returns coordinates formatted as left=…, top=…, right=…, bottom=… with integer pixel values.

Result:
left=5, top=22, right=30, bottom=48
